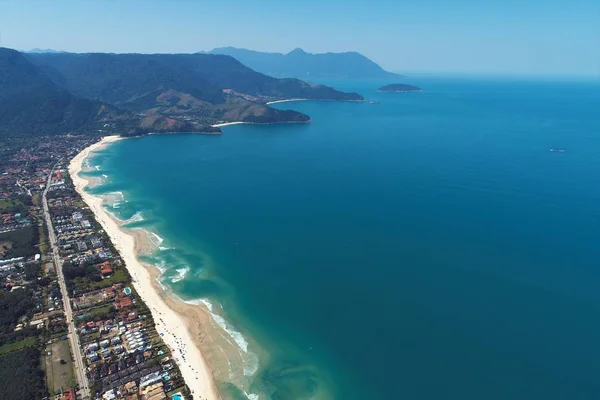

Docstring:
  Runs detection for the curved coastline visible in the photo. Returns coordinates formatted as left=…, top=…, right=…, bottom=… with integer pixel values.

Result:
left=69, top=136, right=220, bottom=400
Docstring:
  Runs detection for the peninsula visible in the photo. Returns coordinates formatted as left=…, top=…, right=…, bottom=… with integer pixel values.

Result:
left=0, top=47, right=364, bottom=137
left=377, top=84, right=422, bottom=92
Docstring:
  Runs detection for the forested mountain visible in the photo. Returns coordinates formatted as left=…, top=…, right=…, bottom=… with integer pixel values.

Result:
left=1, top=48, right=364, bottom=136
left=0, top=48, right=128, bottom=136
left=27, top=52, right=363, bottom=105
left=206, top=47, right=401, bottom=80
left=27, top=52, right=362, bottom=129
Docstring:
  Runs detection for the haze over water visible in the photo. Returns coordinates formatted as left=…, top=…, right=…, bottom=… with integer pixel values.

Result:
left=87, top=77, right=600, bottom=399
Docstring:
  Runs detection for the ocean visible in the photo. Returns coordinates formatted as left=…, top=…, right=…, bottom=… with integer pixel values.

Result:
left=84, top=76, right=600, bottom=400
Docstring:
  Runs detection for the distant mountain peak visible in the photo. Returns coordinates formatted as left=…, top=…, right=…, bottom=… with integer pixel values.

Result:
left=287, top=48, right=307, bottom=55
left=26, top=48, right=64, bottom=54
left=206, top=47, right=401, bottom=80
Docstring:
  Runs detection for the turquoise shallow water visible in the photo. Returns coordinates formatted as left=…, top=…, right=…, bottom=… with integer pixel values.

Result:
left=87, top=77, right=600, bottom=399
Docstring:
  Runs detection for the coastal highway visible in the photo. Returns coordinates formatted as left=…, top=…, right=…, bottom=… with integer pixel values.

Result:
left=43, top=162, right=91, bottom=400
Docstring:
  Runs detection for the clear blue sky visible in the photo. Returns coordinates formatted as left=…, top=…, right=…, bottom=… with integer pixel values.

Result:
left=1, top=0, right=599, bottom=76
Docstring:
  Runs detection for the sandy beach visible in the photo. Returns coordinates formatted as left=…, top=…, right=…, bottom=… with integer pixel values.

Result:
left=265, top=98, right=310, bottom=105
left=210, top=121, right=247, bottom=128
left=69, top=136, right=220, bottom=400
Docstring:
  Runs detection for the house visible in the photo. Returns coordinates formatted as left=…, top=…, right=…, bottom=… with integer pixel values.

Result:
left=102, top=389, right=116, bottom=400
left=124, top=381, right=137, bottom=394
left=58, top=388, right=77, bottom=400
left=116, top=297, right=133, bottom=309
left=91, top=236, right=103, bottom=248
left=101, top=266, right=113, bottom=277
left=76, top=241, right=87, bottom=252
left=139, top=371, right=163, bottom=388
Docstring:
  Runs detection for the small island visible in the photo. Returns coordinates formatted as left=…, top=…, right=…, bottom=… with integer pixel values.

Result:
left=377, top=84, right=422, bottom=92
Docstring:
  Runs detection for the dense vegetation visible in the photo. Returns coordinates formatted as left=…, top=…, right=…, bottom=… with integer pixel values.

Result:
left=0, top=288, right=37, bottom=335
left=62, top=260, right=101, bottom=291
left=0, top=225, right=39, bottom=258
left=2, top=46, right=363, bottom=136
left=0, top=48, right=128, bottom=137
left=0, top=198, right=29, bottom=214
left=26, top=52, right=360, bottom=128
left=28, top=52, right=362, bottom=106
left=207, top=47, right=402, bottom=79
left=0, top=347, right=48, bottom=400
left=63, top=260, right=129, bottom=294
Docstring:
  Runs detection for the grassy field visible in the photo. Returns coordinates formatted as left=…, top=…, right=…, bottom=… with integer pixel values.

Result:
left=99, top=268, right=128, bottom=287
left=71, top=268, right=129, bottom=293
left=43, top=340, right=75, bottom=395
left=81, top=304, right=113, bottom=321
left=0, top=336, right=37, bottom=355
left=32, top=194, right=42, bottom=207
left=0, top=225, right=38, bottom=258
left=38, top=223, right=48, bottom=255
left=0, top=240, right=12, bottom=257
left=0, top=199, right=24, bottom=212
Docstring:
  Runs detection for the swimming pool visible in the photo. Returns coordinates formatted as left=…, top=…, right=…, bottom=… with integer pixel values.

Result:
left=172, top=393, right=183, bottom=400
left=124, top=287, right=131, bottom=295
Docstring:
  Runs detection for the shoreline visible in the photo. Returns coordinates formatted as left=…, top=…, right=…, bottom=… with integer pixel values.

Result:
left=211, top=120, right=312, bottom=128
left=211, top=122, right=247, bottom=128
left=265, top=98, right=310, bottom=105
left=69, top=136, right=220, bottom=400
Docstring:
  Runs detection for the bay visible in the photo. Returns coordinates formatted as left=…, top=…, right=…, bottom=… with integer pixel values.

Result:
left=88, top=76, right=600, bottom=399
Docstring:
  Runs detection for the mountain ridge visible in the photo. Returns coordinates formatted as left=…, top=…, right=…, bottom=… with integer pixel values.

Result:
left=0, top=49, right=364, bottom=136
left=205, top=47, right=401, bottom=80
left=0, top=47, right=133, bottom=136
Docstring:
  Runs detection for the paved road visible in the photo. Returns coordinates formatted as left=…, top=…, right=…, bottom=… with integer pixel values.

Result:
left=43, top=162, right=91, bottom=400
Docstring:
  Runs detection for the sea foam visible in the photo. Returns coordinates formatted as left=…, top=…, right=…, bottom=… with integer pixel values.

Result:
left=149, top=232, right=165, bottom=247
left=124, top=211, right=144, bottom=224
left=171, top=267, right=189, bottom=283
left=186, top=299, right=260, bottom=376
left=244, top=391, right=260, bottom=400
left=185, top=299, right=249, bottom=352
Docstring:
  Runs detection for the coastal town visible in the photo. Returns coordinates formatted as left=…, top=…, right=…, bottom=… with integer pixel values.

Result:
left=0, top=135, right=195, bottom=400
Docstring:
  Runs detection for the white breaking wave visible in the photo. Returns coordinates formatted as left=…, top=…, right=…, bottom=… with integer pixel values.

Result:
left=185, top=299, right=249, bottom=351
left=124, top=211, right=144, bottom=224
left=194, top=299, right=259, bottom=375
left=153, top=259, right=168, bottom=273
left=149, top=232, right=164, bottom=247
left=114, top=191, right=126, bottom=202
left=104, top=191, right=127, bottom=211
left=244, top=391, right=260, bottom=400
left=94, top=165, right=100, bottom=171
left=243, top=350, right=260, bottom=377
left=182, top=298, right=260, bottom=378
left=171, top=267, right=189, bottom=283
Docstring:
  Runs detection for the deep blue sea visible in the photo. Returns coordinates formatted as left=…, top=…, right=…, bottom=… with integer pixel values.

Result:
left=86, top=76, right=600, bottom=400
